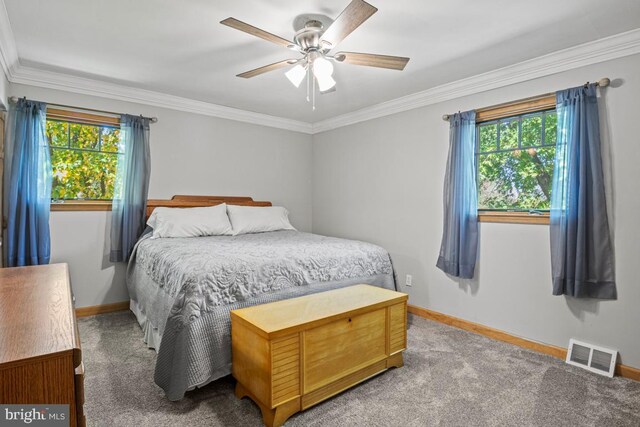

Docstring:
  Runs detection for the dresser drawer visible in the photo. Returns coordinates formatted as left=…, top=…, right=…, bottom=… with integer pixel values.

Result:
left=303, top=308, right=387, bottom=393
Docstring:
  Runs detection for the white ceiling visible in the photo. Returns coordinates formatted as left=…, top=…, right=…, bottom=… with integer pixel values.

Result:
left=4, top=0, right=640, bottom=123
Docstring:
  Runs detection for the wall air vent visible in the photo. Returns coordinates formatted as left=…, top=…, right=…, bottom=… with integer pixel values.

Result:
left=566, top=339, right=617, bottom=378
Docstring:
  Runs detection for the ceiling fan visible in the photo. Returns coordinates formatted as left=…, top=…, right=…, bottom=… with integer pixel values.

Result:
left=220, top=0, right=409, bottom=109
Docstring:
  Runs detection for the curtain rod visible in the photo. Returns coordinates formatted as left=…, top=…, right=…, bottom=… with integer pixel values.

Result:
left=441, top=77, right=610, bottom=122
left=8, top=96, right=158, bottom=123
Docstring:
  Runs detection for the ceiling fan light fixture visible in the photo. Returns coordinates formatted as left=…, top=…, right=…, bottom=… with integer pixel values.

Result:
left=312, top=56, right=334, bottom=79
left=285, top=64, right=307, bottom=88
left=316, top=73, right=336, bottom=92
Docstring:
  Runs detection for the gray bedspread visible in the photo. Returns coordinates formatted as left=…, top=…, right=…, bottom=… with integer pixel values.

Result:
left=127, top=230, right=396, bottom=400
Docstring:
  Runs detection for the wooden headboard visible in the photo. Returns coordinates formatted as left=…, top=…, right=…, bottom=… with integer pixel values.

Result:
left=146, top=195, right=272, bottom=219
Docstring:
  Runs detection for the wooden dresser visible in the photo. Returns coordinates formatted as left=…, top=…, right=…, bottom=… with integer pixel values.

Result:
left=231, top=285, right=408, bottom=427
left=0, top=263, right=85, bottom=426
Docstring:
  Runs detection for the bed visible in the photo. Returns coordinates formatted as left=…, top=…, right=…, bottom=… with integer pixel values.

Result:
left=127, top=195, right=397, bottom=401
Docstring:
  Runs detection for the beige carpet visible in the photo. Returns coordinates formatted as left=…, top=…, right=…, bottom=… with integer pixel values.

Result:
left=78, top=312, right=640, bottom=426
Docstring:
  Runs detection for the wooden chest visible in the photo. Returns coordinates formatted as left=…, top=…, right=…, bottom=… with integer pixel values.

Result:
left=231, top=284, right=408, bottom=427
left=0, top=264, right=85, bottom=426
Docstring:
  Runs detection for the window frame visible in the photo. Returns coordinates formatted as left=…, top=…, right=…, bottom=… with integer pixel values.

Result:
left=47, top=108, right=121, bottom=212
left=474, top=94, right=556, bottom=225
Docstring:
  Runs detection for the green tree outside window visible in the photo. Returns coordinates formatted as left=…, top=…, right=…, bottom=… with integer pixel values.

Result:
left=46, top=120, right=122, bottom=200
left=477, top=110, right=556, bottom=210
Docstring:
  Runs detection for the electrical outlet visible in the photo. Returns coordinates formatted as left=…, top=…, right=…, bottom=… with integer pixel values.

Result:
left=405, top=274, right=412, bottom=287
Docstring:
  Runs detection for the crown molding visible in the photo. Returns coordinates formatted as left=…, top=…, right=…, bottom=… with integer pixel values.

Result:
left=312, top=28, right=640, bottom=134
left=9, top=65, right=314, bottom=134
left=0, top=0, right=18, bottom=81
left=0, top=0, right=638, bottom=136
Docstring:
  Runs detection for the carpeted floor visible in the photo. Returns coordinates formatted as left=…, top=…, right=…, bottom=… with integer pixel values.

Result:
left=78, top=312, right=640, bottom=426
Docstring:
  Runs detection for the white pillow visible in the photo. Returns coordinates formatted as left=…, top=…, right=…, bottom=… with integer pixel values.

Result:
left=147, top=204, right=233, bottom=238
left=227, top=205, right=296, bottom=235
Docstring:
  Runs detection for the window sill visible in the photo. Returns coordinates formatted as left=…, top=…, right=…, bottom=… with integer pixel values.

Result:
left=50, top=201, right=112, bottom=211
left=478, top=211, right=549, bottom=225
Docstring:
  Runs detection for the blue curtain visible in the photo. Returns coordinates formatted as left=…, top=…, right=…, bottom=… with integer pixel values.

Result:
left=436, top=111, right=478, bottom=279
left=550, top=84, right=616, bottom=298
left=3, top=99, right=51, bottom=267
left=110, top=115, right=151, bottom=262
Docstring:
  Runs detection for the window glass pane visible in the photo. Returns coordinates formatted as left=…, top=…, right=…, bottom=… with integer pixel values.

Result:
left=478, top=124, right=497, bottom=152
left=544, top=111, right=557, bottom=145
left=70, top=123, right=100, bottom=150
left=521, top=114, right=542, bottom=147
left=499, top=120, right=518, bottom=149
left=46, top=121, right=69, bottom=147
left=478, top=152, right=513, bottom=209
left=46, top=118, right=121, bottom=201
left=50, top=149, right=120, bottom=200
left=477, top=146, right=555, bottom=210
left=101, top=127, right=122, bottom=153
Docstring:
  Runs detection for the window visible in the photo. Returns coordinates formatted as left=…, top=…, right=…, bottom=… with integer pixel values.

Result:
left=45, top=109, right=121, bottom=209
left=477, top=110, right=557, bottom=209
left=475, top=95, right=556, bottom=224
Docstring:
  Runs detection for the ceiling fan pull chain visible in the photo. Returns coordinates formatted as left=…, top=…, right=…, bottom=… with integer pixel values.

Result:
left=306, top=66, right=311, bottom=102
left=313, top=73, right=317, bottom=110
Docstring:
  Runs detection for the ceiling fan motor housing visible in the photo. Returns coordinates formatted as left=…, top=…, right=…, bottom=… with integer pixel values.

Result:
left=294, top=20, right=326, bottom=51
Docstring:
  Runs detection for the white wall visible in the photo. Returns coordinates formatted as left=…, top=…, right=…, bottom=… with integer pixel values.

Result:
left=312, top=54, right=640, bottom=368
left=9, top=83, right=313, bottom=308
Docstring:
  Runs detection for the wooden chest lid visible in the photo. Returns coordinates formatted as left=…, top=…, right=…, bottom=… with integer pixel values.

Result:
left=231, top=285, right=407, bottom=338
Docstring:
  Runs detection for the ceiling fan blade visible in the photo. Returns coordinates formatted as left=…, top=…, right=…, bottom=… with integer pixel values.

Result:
left=334, top=52, right=410, bottom=70
left=237, top=60, right=296, bottom=78
left=221, top=18, right=293, bottom=48
left=320, top=0, right=377, bottom=49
